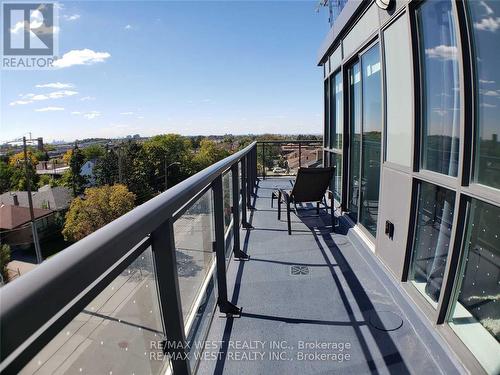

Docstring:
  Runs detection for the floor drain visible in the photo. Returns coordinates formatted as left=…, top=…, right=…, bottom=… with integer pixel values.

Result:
left=290, top=265, right=309, bottom=275
left=368, top=311, right=403, bottom=331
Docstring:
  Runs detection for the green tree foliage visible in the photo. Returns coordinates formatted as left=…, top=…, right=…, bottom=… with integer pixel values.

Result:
left=94, top=147, right=119, bottom=186
left=193, top=139, right=231, bottom=170
left=83, top=144, right=105, bottom=161
left=62, top=184, right=136, bottom=242
left=68, top=145, right=87, bottom=196
left=0, top=244, right=11, bottom=283
left=37, top=174, right=52, bottom=188
left=143, top=134, right=194, bottom=191
left=0, top=161, right=14, bottom=193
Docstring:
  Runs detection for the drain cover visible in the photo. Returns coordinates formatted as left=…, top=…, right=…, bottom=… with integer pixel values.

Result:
left=368, top=311, right=403, bottom=331
left=290, top=265, right=309, bottom=275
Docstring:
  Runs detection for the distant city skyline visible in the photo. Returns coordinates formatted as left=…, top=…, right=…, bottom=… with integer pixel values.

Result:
left=1, top=1, right=329, bottom=143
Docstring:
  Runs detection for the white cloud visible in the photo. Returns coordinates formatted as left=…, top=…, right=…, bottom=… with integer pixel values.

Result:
left=80, top=96, right=95, bottom=101
left=474, top=17, right=500, bottom=32
left=52, top=49, right=111, bottom=68
left=35, top=107, right=64, bottom=112
left=425, top=45, right=457, bottom=60
left=479, top=79, right=495, bottom=84
left=480, top=1, right=494, bottom=16
left=481, top=90, right=500, bottom=97
left=120, top=111, right=134, bottom=115
left=84, top=111, right=101, bottom=119
left=481, top=103, right=497, bottom=108
left=35, top=82, right=74, bottom=89
left=71, top=110, right=101, bottom=119
left=64, top=14, right=80, bottom=21
left=125, top=24, right=132, bottom=30
left=10, top=90, right=78, bottom=106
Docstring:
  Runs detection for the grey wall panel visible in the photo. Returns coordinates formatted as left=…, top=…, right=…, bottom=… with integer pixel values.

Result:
left=343, top=3, right=380, bottom=59
left=376, top=166, right=412, bottom=278
left=384, top=13, right=413, bottom=167
left=329, top=44, right=342, bottom=73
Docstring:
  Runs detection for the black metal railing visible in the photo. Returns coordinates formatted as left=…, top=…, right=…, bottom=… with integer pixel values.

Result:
left=257, top=140, right=323, bottom=179
left=0, top=142, right=258, bottom=375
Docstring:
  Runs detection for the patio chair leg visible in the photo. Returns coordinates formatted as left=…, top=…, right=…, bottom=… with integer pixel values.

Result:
left=330, top=194, right=335, bottom=232
left=271, top=191, right=274, bottom=208
left=286, top=201, right=292, bottom=235
left=316, top=202, right=320, bottom=215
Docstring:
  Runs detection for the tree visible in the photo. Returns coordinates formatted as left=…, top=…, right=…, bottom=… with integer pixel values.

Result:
left=38, top=174, right=52, bottom=188
left=0, top=161, right=14, bottom=193
left=94, top=147, right=119, bottom=186
left=67, top=145, right=86, bottom=196
left=143, top=134, right=194, bottom=191
left=62, top=149, right=73, bottom=165
left=0, top=244, right=11, bottom=283
left=9, top=150, right=38, bottom=167
left=83, top=144, right=105, bottom=161
left=193, top=139, right=231, bottom=170
left=62, top=184, right=136, bottom=242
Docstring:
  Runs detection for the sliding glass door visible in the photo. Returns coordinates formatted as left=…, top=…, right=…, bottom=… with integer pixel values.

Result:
left=347, top=43, right=382, bottom=237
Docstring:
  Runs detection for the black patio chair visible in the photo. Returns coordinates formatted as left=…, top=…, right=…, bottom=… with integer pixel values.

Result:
left=272, top=167, right=335, bottom=235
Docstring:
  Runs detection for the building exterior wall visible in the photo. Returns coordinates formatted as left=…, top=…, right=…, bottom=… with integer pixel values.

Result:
left=320, top=1, right=500, bottom=373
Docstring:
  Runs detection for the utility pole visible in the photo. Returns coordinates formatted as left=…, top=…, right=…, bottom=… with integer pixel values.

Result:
left=23, top=137, right=43, bottom=264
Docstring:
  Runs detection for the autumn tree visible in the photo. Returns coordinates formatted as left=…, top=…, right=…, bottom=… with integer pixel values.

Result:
left=62, top=184, right=136, bottom=242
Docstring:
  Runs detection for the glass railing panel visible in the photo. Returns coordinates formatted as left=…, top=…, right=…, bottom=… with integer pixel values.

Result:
left=173, top=189, right=215, bottom=326
left=20, top=247, right=167, bottom=375
left=222, top=170, right=233, bottom=235
left=173, top=188, right=216, bottom=372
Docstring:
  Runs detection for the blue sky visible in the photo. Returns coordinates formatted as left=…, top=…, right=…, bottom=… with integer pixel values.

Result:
left=1, top=1, right=329, bottom=143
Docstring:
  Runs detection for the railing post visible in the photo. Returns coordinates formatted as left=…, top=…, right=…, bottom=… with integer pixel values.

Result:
left=262, top=143, right=265, bottom=180
left=231, top=163, right=249, bottom=260
left=151, top=219, right=191, bottom=375
left=213, top=175, right=241, bottom=316
left=299, top=142, right=302, bottom=169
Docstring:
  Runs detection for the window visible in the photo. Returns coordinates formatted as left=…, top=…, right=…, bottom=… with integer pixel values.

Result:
left=330, top=71, right=343, bottom=150
left=384, top=14, right=413, bottom=167
left=468, top=0, right=500, bottom=190
left=409, top=181, right=455, bottom=307
left=417, top=0, right=460, bottom=176
left=329, top=153, right=342, bottom=202
left=359, top=44, right=382, bottom=237
left=348, top=62, right=361, bottom=223
left=449, top=198, right=500, bottom=373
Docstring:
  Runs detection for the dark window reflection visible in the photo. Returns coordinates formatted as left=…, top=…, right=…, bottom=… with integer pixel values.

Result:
left=329, top=153, right=342, bottom=202
left=417, top=0, right=460, bottom=176
left=359, top=44, right=382, bottom=237
left=330, top=72, right=343, bottom=150
left=469, top=0, right=500, bottom=189
left=410, top=182, right=455, bottom=305
left=451, top=199, right=500, bottom=343
left=348, top=62, right=361, bottom=223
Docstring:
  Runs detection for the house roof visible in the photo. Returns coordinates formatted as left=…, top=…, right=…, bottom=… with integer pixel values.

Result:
left=0, top=186, right=72, bottom=211
left=0, top=204, right=53, bottom=230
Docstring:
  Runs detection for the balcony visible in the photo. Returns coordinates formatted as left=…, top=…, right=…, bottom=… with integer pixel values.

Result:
left=0, top=142, right=462, bottom=375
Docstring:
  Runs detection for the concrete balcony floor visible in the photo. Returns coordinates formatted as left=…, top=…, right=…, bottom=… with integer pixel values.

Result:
left=197, top=178, right=461, bottom=375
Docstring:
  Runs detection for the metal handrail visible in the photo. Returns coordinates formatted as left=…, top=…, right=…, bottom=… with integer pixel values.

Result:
left=0, top=141, right=257, bottom=374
